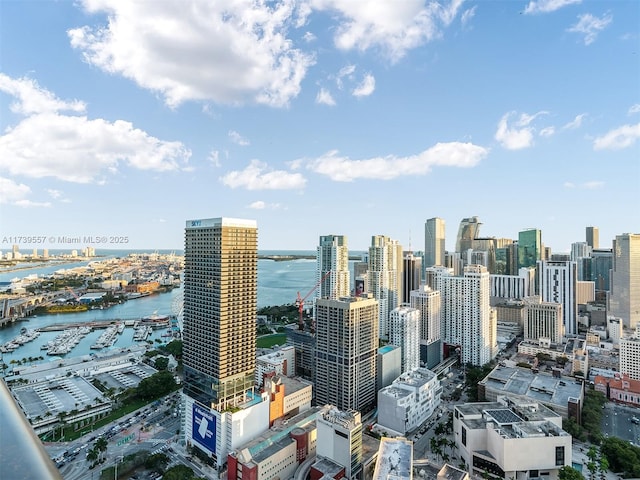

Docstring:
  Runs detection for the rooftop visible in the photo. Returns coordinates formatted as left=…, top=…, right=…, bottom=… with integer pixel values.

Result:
left=480, top=365, right=583, bottom=409
left=372, top=437, right=413, bottom=480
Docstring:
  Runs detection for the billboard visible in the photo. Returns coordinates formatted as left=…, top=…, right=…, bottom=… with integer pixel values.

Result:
left=192, top=404, right=216, bottom=453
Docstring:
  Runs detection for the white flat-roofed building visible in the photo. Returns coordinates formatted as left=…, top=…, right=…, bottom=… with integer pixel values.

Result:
left=316, top=405, right=363, bottom=480
left=478, top=365, right=583, bottom=420
left=255, top=345, right=296, bottom=388
left=454, top=396, right=572, bottom=480
left=372, top=437, right=413, bottom=480
left=377, top=367, right=442, bottom=436
left=183, top=390, right=270, bottom=472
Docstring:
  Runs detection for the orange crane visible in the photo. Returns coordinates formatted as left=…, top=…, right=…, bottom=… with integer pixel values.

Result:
left=296, top=271, right=330, bottom=331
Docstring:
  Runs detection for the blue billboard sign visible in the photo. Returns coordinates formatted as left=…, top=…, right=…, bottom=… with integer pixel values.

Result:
left=192, top=404, right=216, bottom=453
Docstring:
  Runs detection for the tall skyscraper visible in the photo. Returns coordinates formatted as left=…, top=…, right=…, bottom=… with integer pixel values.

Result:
left=571, top=241, right=592, bottom=281
left=424, top=217, right=446, bottom=267
left=315, top=296, right=378, bottom=414
left=518, top=228, right=542, bottom=269
left=455, top=216, right=481, bottom=255
left=388, top=305, right=420, bottom=372
left=402, top=252, right=422, bottom=304
left=586, top=226, right=599, bottom=249
left=368, top=235, right=403, bottom=340
left=183, top=217, right=258, bottom=409
left=609, top=233, right=640, bottom=328
left=317, top=235, right=350, bottom=300
left=437, top=265, right=497, bottom=366
left=183, top=218, right=269, bottom=470
left=537, top=260, right=577, bottom=337
left=410, top=284, right=442, bottom=369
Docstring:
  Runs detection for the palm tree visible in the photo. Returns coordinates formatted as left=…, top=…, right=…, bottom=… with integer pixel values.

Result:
left=86, top=448, right=98, bottom=466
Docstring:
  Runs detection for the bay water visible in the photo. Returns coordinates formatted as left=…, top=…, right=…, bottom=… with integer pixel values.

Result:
left=0, top=250, right=335, bottom=368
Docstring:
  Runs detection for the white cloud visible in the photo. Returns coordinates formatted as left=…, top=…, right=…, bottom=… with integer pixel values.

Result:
left=336, top=64, right=356, bottom=90
left=0, top=74, right=86, bottom=115
left=563, top=113, right=587, bottom=130
left=228, top=130, right=250, bottom=146
left=69, top=0, right=315, bottom=108
left=316, top=88, right=336, bottom=106
left=629, top=104, right=640, bottom=115
left=208, top=150, right=221, bottom=167
left=0, top=74, right=191, bottom=184
left=303, top=31, right=316, bottom=42
left=352, top=74, right=376, bottom=97
left=564, top=180, right=604, bottom=189
left=306, top=142, right=488, bottom=182
left=593, top=123, right=640, bottom=150
left=460, top=6, right=476, bottom=27
left=495, top=111, right=547, bottom=150
left=47, top=189, right=63, bottom=199
left=567, top=12, right=613, bottom=46
left=310, top=0, right=464, bottom=62
left=248, top=200, right=282, bottom=210
left=13, top=199, right=52, bottom=208
left=539, top=126, right=555, bottom=137
left=524, top=0, right=581, bottom=15
left=0, top=114, right=190, bottom=183
left=0, top=177, right=30, bottom=204
left=249, top=200, right=266, bottom=209
left=221, top=159, right=306, bottom=190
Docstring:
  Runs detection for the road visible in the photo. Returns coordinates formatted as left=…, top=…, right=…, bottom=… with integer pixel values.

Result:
left=47, top=391, right=220, bottom=480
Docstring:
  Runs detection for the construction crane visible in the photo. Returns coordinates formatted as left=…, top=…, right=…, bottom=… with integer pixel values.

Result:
left=66, top=286, right=81, bottom=302
left=296, top=271, right=331, bottom=331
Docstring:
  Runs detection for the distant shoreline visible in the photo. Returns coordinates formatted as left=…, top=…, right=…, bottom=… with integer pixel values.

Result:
left=259, top=254, right=363, bottom=261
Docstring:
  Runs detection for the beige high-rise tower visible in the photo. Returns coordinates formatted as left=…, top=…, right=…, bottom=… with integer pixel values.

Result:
left=609, top=233, right=640, bottom=328
left=183, top=217, right=258, bottom=410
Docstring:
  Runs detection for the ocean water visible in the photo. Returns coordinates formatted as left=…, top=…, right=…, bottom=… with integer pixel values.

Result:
left=0, top=250, right=327, bottom=367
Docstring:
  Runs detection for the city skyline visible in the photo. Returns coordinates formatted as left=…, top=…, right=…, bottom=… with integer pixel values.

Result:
left=1, top=1, right=639, bottom=252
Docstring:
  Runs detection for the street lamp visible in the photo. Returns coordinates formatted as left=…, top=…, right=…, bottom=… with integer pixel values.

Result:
left=114, top=455, right=123, bottom=480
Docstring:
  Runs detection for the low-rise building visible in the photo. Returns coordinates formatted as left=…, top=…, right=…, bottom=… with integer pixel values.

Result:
left=372, top=437, right=412, bottom=480
left=377, top=367, right=441, bottom=436
left=227, top=406, right=320, bottom=480
left=594, top=373, right=640, bottom=407
left=453, top=396, right=572, bottom=480
left=255, top=345, right=296, bottom=388
left=478, top=365, right=583, bottom=421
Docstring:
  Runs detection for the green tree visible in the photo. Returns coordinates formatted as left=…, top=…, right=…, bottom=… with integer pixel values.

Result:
left=558, top=466, right=586, bottom=480
left=163, top=465, right=197, bottom=480
left=154, top=356, right=169, bottom=371
left=144, top=452, right=170, bottom=473
left=135, top=370, right=177, bottom=400
left=600, top=437, right=640, bottom=478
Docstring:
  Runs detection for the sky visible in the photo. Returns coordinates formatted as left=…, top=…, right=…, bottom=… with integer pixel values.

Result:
left=1, top=0, right=639, bottom=253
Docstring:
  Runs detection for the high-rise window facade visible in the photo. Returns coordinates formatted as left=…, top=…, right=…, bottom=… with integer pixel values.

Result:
left=315, top=296, right=378, bottom=414
left=609, top=234, right=640, bottom=329
left=183, top=217, right=258, bottom=410
left=368, top=235, right=402, bottom=340
left=424, top=217, right=446, bottom=267
left=518, top=229, right=541, bottom=269
left=316, top=235, right=350, bottom=300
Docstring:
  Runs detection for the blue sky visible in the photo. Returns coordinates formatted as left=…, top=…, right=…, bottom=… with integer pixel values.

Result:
left=1, top=0, right=639, bottom=253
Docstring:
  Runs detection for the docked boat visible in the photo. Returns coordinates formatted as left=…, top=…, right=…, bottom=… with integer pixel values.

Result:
left=140, top=313, right=170, bottom=329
